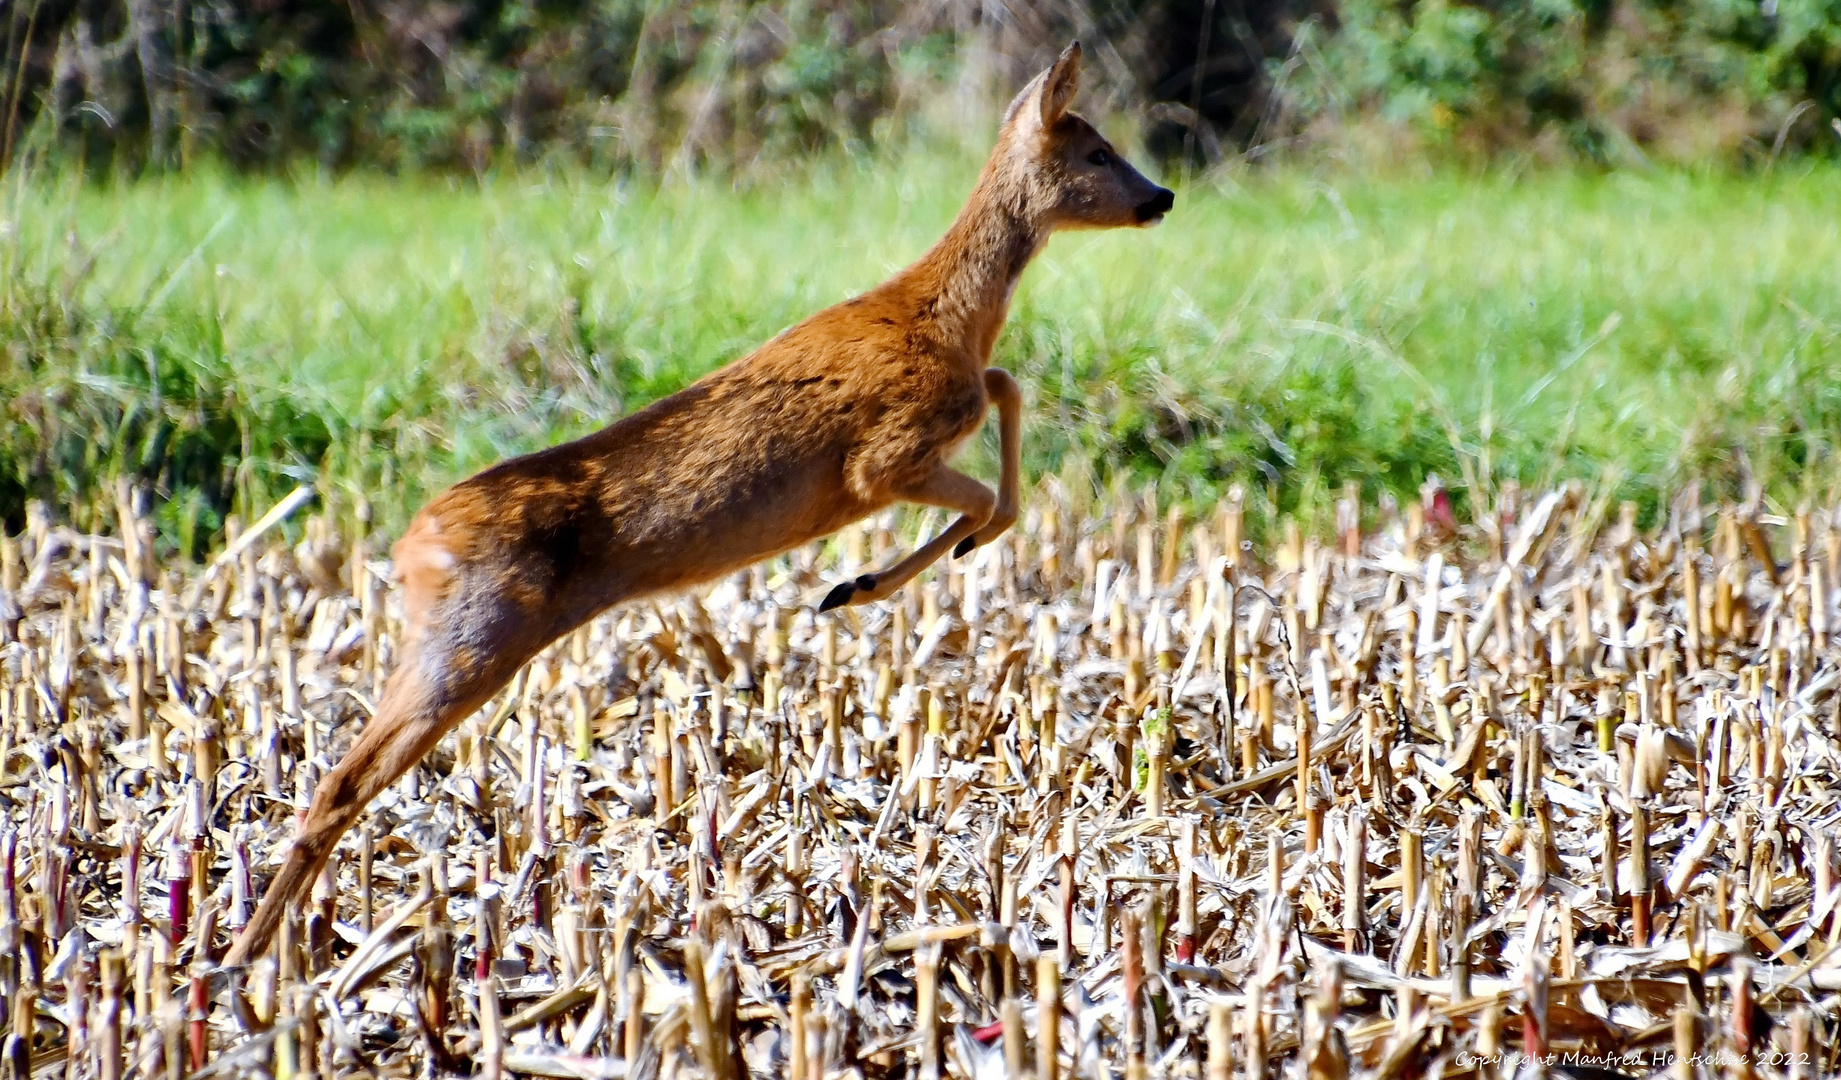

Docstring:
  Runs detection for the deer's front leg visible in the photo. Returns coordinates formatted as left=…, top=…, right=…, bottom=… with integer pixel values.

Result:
left=819, top=463, right=995, bottom=611
left=953, top=367, right=1023, bottom=557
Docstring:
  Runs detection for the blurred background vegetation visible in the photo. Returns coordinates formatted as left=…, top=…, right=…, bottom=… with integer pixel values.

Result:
left=3, top=1, right=1841, bottom=551
left=5, top=0, right=1838, bottom=174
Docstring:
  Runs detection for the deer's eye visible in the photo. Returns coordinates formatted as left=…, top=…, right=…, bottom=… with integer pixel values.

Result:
left=1087, top=148, right=1112, bottom=167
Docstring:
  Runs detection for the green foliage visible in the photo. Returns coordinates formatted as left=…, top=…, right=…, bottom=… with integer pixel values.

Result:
left=1775, top=0, right=1841, bottom=117
left=1291, top=0, right=1840, bottom=159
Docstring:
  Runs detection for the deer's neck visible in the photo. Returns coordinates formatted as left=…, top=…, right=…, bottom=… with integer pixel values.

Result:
left=908, top=177, right=1045, bottom=365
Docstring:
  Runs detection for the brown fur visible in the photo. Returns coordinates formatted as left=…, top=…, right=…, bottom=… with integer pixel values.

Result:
left=224, top=42, right=1171, bottom=968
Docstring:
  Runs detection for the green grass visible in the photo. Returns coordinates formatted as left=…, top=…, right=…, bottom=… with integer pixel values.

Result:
left=5, top=152, right=1841, bottom=551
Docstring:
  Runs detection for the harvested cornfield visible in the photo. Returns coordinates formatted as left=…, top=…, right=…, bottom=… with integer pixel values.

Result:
left=0, top=479, right=1837, bottom=1078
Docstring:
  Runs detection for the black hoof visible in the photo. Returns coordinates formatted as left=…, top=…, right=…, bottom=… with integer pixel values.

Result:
left=820, top=574, right=877, bottom=612
left=954, top=536, right=976, bottom=558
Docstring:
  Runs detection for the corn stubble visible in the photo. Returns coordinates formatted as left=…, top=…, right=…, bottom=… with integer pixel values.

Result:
left=0, top=477, right=1838, bottom=1078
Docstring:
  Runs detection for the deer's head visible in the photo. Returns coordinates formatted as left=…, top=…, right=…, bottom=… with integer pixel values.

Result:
left=999, top=43, right=1174, bottom=231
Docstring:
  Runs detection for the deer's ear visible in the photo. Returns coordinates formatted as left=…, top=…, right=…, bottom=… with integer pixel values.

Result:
left=1038, top=41, right=1082, bottom=128
left=1003, top=42, right=1082, bottom=133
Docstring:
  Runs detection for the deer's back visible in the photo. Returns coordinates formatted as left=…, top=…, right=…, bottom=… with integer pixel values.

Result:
left=399, top=292, right=981, bottom=633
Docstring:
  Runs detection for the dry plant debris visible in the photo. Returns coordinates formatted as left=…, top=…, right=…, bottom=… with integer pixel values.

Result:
left=1, top=478, right=1839, bottom=1079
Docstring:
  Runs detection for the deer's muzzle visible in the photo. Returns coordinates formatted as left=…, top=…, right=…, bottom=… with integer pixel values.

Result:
left=1135, top=188, right=1175, bottom=224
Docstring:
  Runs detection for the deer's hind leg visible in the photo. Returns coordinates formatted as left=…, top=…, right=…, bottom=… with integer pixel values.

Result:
left=226, top=637, right=532, bottom=965
left=225, top=535, right=549, bottom=966
left=820, top=463, right=996, bottom=611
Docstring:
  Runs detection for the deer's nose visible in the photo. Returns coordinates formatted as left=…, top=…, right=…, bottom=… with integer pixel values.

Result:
left=1134, top=188, right=1174, bottom=224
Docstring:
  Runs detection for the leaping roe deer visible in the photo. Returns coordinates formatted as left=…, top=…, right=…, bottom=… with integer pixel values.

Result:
left=225, top=41, right=1171, bottom=967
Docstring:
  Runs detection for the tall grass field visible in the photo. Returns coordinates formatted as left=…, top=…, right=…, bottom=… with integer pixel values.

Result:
left=5, top=154, right=1841, bottom=550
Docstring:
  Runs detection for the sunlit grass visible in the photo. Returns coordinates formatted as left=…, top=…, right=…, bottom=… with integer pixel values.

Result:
left=6, top=153, right=1841, bottom=546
